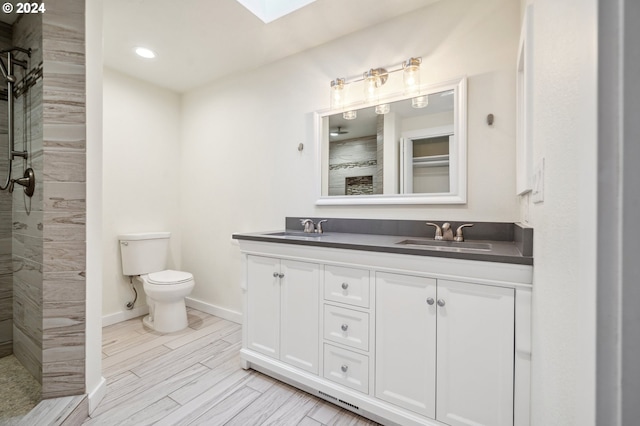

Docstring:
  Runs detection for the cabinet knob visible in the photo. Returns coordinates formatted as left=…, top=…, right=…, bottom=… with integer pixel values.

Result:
left=341, top=324, right=349, bottom=332
left=426, top=297, right=434, bottom=305
left=278, top=273, right=284, bottom=278
left=437, top=299, right=446, bottom=307
left=273, top=272, right=279, bottom=278
left=341, top=282, right=349, bottom=290
left=341, top=364, right=348, bottom=373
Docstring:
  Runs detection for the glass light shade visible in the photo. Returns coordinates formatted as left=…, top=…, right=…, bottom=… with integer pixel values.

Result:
left=330, top=78, right=345, bottom=109
left=412, top=95, right=429, bottom=108
left=343, top=110, right=357, bottom=120
left=364, top=74, right=379, bottom=103
left=375, top=104, right=390, bottom=114
left=403, top=57, right=421, bottom=94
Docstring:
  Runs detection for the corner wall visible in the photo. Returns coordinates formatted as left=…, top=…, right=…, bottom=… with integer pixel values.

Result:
left=520, top=0, right=597, bottom=424
left=101, top=68, right=182, bottom=319
left=40, top=0, right=87, bottom=399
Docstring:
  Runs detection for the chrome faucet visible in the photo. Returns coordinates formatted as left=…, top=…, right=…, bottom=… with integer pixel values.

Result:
left=300, top=219, right=315, bottom=233
left=441, top=223, right=454, bottom=241
left=426, top=222, right=474, bottom=242
left=300, top=219, right=328, bottom=233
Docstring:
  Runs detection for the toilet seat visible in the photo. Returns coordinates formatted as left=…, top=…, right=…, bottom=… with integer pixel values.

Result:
left=147, top=269, right=193, bottom=285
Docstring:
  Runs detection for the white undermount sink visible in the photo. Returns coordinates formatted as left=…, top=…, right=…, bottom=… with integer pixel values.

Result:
left=266, top=231, right=323, bottom=238
left=396, top=239, right=492, bottom=252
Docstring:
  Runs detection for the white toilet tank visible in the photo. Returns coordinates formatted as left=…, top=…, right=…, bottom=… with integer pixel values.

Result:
left=119, top=232, right=171, bottom=276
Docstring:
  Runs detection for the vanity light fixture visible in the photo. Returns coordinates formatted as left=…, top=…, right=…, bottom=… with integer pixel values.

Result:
left=375, top=103, right=390, bottom=114
left=412, top=95, right=429, bottom=108
left=134, top=47, right=156, bottom=59
left=403, top=57, right=421, bottom=94
left=329, top=56, right=422, bottom=112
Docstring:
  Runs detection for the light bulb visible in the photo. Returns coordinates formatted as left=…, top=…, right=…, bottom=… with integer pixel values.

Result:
left=403, top=57, right=421, bottom=95
left=330, top=78, right=345, bottom=109
left=364, top=75, right=378, bottom=103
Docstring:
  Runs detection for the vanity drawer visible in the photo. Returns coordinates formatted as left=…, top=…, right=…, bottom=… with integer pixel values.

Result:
left=323, top=344, right=369, bottom=394
left=324, top=265, right=370, bottom=308
left=324, top=304, right=369, bottom=351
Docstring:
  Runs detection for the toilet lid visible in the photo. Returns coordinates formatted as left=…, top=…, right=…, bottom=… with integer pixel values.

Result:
left=147, top=270, right=193, bottom=285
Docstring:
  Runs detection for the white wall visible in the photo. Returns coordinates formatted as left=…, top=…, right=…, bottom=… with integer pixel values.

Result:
left=102, top=68, right=182, bottom=318
left=179, top=0, right=520, bottom=316
left=520, top=0, right=597, bottom=424
left=86, top=0, right=105, bottom=411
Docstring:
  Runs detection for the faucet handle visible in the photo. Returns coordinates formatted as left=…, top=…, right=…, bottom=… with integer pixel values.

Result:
left=454, top=224, right=474, bottom=242
left=426, top=223, right=443, bottom=240
left=316, top=220, right=328, bottom=233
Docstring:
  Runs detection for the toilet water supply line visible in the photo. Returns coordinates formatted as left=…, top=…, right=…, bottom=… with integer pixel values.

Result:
left=126, top=276, right=138, bottom=310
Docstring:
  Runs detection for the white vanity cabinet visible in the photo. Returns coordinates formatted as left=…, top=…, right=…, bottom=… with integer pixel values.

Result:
left=436, top=279, right=515, bottom=426
left=238, top=240, right=532, bottom=426
left=245, top=255, right=320, bottom=374
left=376, top=272, right=515, bottom=426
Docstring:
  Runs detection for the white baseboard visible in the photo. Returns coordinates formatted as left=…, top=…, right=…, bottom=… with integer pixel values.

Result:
left=87, top=376, right=107, bottom=414
left=102, top=305, right=149, bottom=327
left=186, top=297, right=242, bottom=324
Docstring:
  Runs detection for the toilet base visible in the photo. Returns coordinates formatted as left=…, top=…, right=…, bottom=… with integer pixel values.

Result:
left=142, top=298, right=189, bottom=333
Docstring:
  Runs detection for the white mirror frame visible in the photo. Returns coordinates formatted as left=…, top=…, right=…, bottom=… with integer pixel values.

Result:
left=516, top=4, right=534, bottom=195
left=315, top=77, right=467, bottom=205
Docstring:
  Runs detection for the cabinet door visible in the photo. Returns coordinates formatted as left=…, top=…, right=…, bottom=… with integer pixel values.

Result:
left=246, top=255, right=280, bottom=359
left=436, top=280, right=515, bottom=426
left=375, top=272, right=437, bottom=418
left=280, top=260, right=320, bottom=374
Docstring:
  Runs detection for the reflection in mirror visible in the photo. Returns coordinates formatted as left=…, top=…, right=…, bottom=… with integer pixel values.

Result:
left=317, top=78, right=465, bottom=205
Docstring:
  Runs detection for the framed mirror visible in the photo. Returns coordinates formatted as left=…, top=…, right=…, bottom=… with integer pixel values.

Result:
left=315, top=77, right=467, bottom=205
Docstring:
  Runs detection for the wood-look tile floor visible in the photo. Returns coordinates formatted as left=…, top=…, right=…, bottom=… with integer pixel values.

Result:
left=85, top=309, right=379, bottom=426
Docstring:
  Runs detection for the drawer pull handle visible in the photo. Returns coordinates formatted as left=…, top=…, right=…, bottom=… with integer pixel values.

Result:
left=341, top=324, right=349, bottom=332
left=341, top=364, right=348, bottom=373
left=341, top=282, right=349, bottom=290
left=426, top=297, right=434, bottom=305
left=437, top=299, right=446, bottom=307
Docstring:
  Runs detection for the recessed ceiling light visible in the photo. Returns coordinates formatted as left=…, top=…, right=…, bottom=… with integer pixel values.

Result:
left=135, top=47, right=156, bottom=59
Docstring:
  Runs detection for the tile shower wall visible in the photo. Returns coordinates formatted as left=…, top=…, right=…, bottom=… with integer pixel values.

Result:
left=328, top=136, right=379, bottom=196
left=12, top=12, right=44, bottom=383
left=40, top=0, right=86, bottom=399
left=11, top=0, right=86, bottom=399
left=0, top=22, right=13, bottom=358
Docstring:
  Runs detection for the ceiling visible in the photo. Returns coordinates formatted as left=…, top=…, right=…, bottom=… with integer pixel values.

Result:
left=102, top=0, right=439, bottom=93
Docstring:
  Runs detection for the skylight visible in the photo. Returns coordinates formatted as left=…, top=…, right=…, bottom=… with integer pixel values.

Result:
left=235, top=0, right=317, bottom=23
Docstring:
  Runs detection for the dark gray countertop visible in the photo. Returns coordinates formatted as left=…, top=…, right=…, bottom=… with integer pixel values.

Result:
left=233, top=230, right=534, bottom=266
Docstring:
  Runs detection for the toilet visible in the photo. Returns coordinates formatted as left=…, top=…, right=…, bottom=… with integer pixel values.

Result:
left=118, top=232, right=195, bottom=333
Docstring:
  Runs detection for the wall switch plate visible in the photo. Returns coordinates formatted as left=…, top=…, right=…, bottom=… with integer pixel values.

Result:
left=532, top=158, right=544, bottom=203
